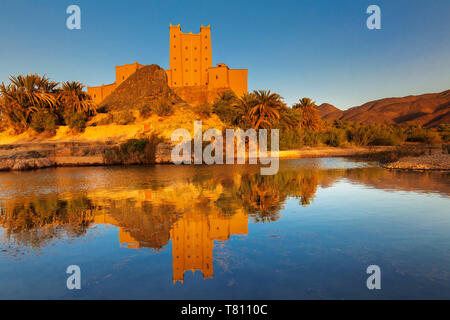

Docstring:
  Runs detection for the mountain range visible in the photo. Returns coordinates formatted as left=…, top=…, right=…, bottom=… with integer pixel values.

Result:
left=317, top=90, right=450, bottom=127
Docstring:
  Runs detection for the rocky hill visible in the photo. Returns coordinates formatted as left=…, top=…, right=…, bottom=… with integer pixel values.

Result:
left=100, top=64, right=184, bottom=111
left=317, top=90, right=450, bottom=127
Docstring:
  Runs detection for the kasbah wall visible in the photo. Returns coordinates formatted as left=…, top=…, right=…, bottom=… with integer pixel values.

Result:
left=87, top=25, right=248, bottom=105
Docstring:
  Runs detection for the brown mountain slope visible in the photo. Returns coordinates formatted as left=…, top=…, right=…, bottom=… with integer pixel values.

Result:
left=318, top=90, right=450, bottom=127
left=317, top=103, right=343, bottom=120
left=100, top=64, right=183, bottom=111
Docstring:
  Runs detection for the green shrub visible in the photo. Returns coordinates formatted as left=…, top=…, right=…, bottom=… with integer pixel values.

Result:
left=104, top=135, right=164, bottom=165
left=437, top=124, right=450, bottom=142
left=370, top=131, right=404, bottom=146
left=193, top=103, right=212, bottom=119
left=323, top=128, right=346, bottom=147
left=30, top=112, right=57, bottom=133
left=362, top=145, right=426, bottom=163
left=114, top=110, right=135, bottom=125
left=347, top=125, right=376, bottom=146
left=407, top=127, right=442, bottom=144
left=280, top=128, right=304, bottom=150
left=97, top=113, right=114, bottom=125
left=153, top=99, right=173, bottom=117
left=138, top=103, right=152, bottom=119
left=64, top=112, right=86, bottom=133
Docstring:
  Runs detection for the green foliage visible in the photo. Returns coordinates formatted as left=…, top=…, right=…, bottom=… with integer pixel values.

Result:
left=437, top=124, right=450, bottom=142
left=292, top=97, right=322, bottom=131
left=104, top=135, right=164, bottom=165
left=323, top=128, right=347, bottom=147
left=114, top=110, right=135, bottom=125
left=153, top=99, right=173, bottom=117
left=0, top=74, right=96, bottom=133
left=406, top=126, right=442, bottom=144
left=30, top=112, right=57, bottom=133
left=64, top=112, right=86, bottom=133
left=138, top=103, right=153, bottom=119
left=212, top=90, right=241, bottom=126
left=97, top=113, right=114, bottom=125
left=362, top=145, right=426, bottom=163
left=193, top=103, right=212, bottom=119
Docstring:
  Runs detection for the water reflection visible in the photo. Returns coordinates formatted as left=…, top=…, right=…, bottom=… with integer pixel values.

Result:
left=0, top=159, right=449, bottom=284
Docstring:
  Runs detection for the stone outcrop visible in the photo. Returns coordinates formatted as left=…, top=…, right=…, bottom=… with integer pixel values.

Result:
left=100, top=65, right=184, bottom=111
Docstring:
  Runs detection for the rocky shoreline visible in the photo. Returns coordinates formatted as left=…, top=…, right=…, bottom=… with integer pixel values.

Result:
left=383, top=149, right=450, bottom=171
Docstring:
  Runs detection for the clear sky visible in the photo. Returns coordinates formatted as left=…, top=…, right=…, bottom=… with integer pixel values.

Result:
left=0, top=0, right=449, bottom=109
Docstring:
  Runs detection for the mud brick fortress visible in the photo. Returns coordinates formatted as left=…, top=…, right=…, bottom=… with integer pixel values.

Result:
left=88, top=25, right=248, bottom=105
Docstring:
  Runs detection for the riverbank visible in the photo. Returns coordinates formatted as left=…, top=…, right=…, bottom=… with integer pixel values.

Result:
left=0, top=142, right=395, bottom=171
left=1, top=139, right=448, bottom=172
left=383, top=148, right=450, bottom=171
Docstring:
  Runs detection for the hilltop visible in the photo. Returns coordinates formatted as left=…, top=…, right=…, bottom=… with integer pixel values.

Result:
left=317, top=90, right=450, bottom=127
left=100, top=65, right=183, bottom=111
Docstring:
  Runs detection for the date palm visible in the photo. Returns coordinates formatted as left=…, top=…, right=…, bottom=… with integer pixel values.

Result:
left=0, top=74, right=57, bottom=128
left=59, top=81, right=96, bottom=115
left=234, top=92, right=256, bottom=128
left=249, top=90, right=283, bottom=129
left=293, top=97, right=322, bottom=131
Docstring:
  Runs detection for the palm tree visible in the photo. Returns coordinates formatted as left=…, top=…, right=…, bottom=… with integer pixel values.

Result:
left=233, top=92, right=256, bottom=128
left=0, top=74, right=58, bottom=129
left=58, top=81, right=96, bottom=115
left=215, top=90, right=237, bottom=106
left=249, top=90, right=284, bottom=129
left=292, top=97, right=322, bottom=131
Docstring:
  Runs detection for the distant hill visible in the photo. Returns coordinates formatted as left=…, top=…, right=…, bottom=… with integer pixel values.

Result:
left=317, top=90, right=450, bottom=127
left=100, top=64, right=183, bottom=111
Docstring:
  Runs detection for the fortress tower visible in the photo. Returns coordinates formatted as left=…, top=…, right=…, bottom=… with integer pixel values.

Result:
left=166, top=24, right=212, bottom=87
left=87, top=25, right=248, bottom=105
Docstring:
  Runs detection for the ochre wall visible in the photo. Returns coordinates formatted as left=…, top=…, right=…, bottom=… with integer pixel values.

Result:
left=116, top=62, right=144, bottom=86
left=169, top=24, right=212, bottom=87
left=229, top=69, right=248, bottom=98
left=87, top=83, right=117, bottom=105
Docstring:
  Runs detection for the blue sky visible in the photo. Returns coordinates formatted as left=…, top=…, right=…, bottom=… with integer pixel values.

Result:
left=0, top=0, right=449, bottom=109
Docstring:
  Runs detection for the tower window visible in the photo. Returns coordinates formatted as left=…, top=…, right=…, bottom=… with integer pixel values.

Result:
left=205, top=46, right=208, bottom=49
left=216, top=75, right=218, bottom=80
left=185, top=69, right=188, bottom=72
left=173, top=45, right=176, bottom=48
left=185, top=58, right=188, bottom=61
left=185, top=46, right=188, bottom=50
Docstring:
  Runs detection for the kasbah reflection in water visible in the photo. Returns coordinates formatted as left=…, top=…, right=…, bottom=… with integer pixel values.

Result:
left=0, top=159, right=449, bottom=286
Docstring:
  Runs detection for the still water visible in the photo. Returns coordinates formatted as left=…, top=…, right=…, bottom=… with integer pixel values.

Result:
left=0, top=158, right=449, bottom=299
